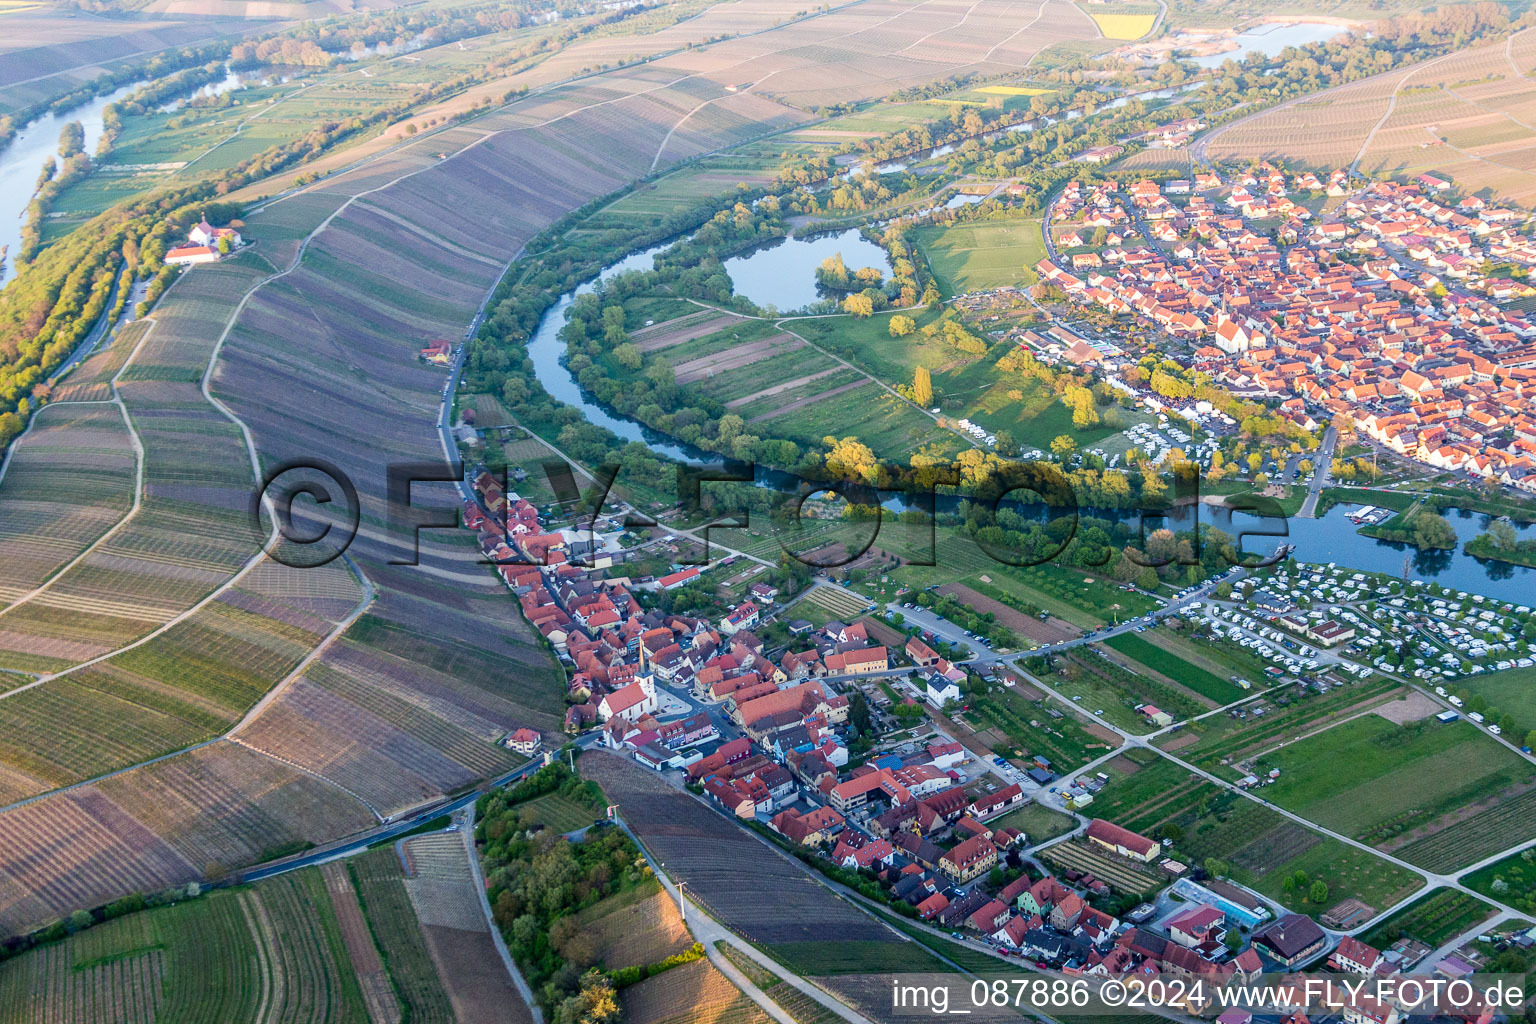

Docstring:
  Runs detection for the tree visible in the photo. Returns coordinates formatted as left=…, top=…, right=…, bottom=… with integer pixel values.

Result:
left=843, top=293, right=874, bottom=317
left=217, top=233, right=233, bottom=255
left=555, top=970, right=620, bottom=1024
left=889, top=314, right=916, bottom=338
left=1488, top=519, right=1520, bottom=551
left=1412, top=510, right=1456, bottom=550
left=1525, top=730, right=1536, bottom=751
left=613, top=342, right=641, bottom=370
left=1050, top=434, right=1077, bottom=458
left=912, top=365, right=933, bottom=407
left=1308, top=880, right=1330, bottom=905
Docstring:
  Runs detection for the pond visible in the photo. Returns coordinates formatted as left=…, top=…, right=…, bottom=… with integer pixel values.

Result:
left=1189, top=21, right=1350, bottom=68
left=721, top=228, right=892, bottom=312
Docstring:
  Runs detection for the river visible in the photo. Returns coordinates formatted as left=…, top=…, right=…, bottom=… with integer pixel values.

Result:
left=521, top=236, right=1536, bottom=600
left=0, top=80, right=148, bottom=283
left=1189, top=21, right=1350, bottom=68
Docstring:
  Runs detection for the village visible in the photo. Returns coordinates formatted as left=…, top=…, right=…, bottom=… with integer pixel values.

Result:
left=459, top=456, right=1531, bottom=1024
left=1033, top=167, right=1536, bottom=489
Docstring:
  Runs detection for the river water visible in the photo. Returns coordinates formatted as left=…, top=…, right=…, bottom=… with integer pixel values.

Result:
left=1189, top=21, right=1350, bottom=68
left=522, top=241, right=1536, bottom=598
left=0, top=80, right=148, bottom=283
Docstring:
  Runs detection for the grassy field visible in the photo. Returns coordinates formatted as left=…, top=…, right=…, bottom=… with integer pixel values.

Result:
left=911, top=216, right=1048, bottom=293
left=520, top=792, right=605, bottom=834
left=1258, top=717, right=1534, bottom=847
left=1459, top=665, right=1536, bottom=742
left=1105, top=632, right=1245, bottom=704
left=989, top=802, right=1078, bottom=842
left=1465, top=849, right=1536, bottom=918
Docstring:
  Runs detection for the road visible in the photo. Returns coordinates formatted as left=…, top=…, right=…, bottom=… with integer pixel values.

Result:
left=236, top=733, right=600, bottom=885
left=611, top=811, right=874, bottom=1024
left=1296, top=426, right=1338, bottom=518
left=1012, top=629, right=1536, bottom=959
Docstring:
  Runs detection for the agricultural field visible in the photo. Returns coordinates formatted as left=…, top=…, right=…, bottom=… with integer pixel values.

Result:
left=911, top=216, right=1048, bottom=293
left=1103, top=631, right=1246, bottom=704
left=621, top=957, right=772, bottom=1024
left=1256, top=716, right=1534, bottom=859
left=1205, top=29, right=1536, bottom=205
left=1082, top=7, right=1159, bottom=39
left=577, top=878, right=693, bottom=971
left=1082, top=756, right=1422, bottom=917
left=1359, top=888, right=1497, bottom=950
left=1041, top=646, right=1208, bottom=734
left=0, top=869, right=371, bottom=1023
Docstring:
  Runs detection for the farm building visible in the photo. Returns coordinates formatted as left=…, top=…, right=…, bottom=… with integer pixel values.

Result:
left=1085, top=819, right=1160, bottom=862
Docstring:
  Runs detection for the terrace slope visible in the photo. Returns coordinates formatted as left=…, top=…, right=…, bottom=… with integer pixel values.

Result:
left=0, top=0, right=1097, bottom=939
left=1204, top=26, right=1536, bottom=205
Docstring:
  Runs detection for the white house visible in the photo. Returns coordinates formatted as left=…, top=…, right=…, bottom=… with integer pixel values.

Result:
left=188, top=216, right=241, bottom=248
left=598, top=676, right=657, bottom=723
left=925, top=675, right=961, bottom=708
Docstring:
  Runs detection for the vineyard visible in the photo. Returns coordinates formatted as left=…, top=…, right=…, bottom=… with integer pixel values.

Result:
left=1041, top=841, right=1164, bottom=894
left=583, top=753, right=892, bottom=946
left=620, top=958, right=773, bottom=1024
left=1360, top=888, right=1497, bottom=949
left=579, top=879, right=693, bottom=970
left=0, top=869, right=370, bottom=1023
left=1207, top=28, right=1536, bottom=205
left=349, top=847, right=457, bottom=1024
left=717, top=943, right=848, bottom=1024
left=1393, top=785, right=1536, bottom=872
left=0, top=404, right=136, bottom=618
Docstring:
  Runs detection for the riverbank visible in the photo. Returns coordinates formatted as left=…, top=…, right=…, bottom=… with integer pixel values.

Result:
left=1464, top=535, right=1536, bottom=570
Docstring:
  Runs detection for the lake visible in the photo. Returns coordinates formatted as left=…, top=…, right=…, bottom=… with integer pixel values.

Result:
left=1190, top=21, right=1350, bottom=67
left=721, top=228, right=892, bottom=312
